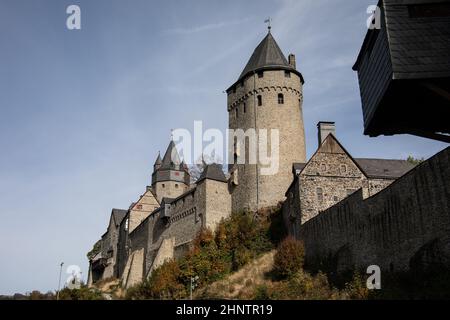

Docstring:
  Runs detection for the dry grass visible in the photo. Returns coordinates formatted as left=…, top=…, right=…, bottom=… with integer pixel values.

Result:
left=92, top=278, right=125, bottom=299
left=195, top=251, right=276, bottom=299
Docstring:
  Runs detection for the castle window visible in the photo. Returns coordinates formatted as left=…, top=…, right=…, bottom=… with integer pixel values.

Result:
left=175, top=184, right=179, bottom=188
left=285, top=71, right=291, bottom=78
left=235, top=107, right=239, bottom=118
left=257, top=71, right=264, bottom=78
left=136, top=204, right=143, bottom=210
left=257, top=95, right=262, bottom=106
left=278, top=93, right=284, bottom=104
left=243, top=102, right=246, bottom=113
left=162, top=184, right=165, bottom=188
left=316, top=188, right=323, bottom=202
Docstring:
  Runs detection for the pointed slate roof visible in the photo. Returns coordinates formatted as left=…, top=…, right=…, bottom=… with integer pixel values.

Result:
left=239, top=32, right=293, bottom=78
left=197, top=163, right=227, bottom=183
left=160, top=140, right=181, bottom=170
left=111, top=209, right=128, bottom=227
left=154, top=153, right=162, bottom=166
left=227, top=32, right=304, bottom=91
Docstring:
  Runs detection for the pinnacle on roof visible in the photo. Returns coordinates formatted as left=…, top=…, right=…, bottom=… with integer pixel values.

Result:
left=161, top=140, right=181, bottom=169
left=154, top=152, right=162, bottom=166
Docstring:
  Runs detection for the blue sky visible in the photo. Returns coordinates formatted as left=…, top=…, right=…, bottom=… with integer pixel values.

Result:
left=0, top=0, right=447, bottom=294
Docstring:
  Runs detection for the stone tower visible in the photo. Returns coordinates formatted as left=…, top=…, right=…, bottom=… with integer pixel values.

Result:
left=151, top=140, right=191, bottom=202
left=227, top=30, right=306, bottom=212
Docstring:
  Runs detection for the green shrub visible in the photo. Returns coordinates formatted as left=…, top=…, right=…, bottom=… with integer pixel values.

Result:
left=58, top=285, right=104, bottom=300
left=126, top=208, right=285, bottom=299
left=273, top=237, right=305, bottom=279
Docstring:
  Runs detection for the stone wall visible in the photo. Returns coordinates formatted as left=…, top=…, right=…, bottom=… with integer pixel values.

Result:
left=228, top=69, right=306, bottom=213
left=119, top=177, right=231, bottom=284
left=298, top=147, right=450, bottom=273
left=153, top=180, right=189, bottom=203
left=282, top=134, right=399, bottom=237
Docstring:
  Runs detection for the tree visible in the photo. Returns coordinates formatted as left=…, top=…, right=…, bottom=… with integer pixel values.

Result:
left=406, top=156, right=424, bottom=166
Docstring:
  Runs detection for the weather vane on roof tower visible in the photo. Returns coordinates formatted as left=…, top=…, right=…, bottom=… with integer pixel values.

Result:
left=264, top=17, right=272, bottom=32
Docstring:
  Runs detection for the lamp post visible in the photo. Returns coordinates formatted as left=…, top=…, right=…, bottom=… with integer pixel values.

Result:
left=56, top=262, right=64, bottom=301
left=190, top=276, right=199, bottom=300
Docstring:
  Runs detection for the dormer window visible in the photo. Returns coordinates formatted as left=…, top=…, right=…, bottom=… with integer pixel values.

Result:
left=257, top=95, right=262, bottom=106
left=278, top=93, right=284, bottom=104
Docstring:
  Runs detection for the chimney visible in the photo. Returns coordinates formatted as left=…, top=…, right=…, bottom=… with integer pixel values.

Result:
left=317, top=121, right=336, bottom=147
left=288, top=54, right=296, bottom=69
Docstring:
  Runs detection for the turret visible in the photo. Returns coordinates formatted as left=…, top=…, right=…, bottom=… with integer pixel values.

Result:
left=151, top=140, right=191, bottom=202
left=226, top=28, right=306, bottom=212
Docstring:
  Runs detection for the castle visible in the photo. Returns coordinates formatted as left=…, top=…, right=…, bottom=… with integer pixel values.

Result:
left=87, top=29, right=449, bottom=288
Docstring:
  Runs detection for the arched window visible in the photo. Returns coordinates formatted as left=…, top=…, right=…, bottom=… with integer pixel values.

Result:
left=235, top=107, right=239, bottom=118
left=278, top=93, right=284, bottom=104
left=257, top=95, right=262, bottom=106
left=243, top=102, right=246, bottom=113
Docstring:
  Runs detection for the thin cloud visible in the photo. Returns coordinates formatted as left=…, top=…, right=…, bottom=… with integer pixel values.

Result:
left=164, top=17, right=253, bottom=35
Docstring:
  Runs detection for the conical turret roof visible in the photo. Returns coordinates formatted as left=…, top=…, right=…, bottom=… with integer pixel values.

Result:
left=154, top=153, right=162, bottom=166
left=161, top=140, right=181, bottom=169
left=227, top=31, right=304, bottom=91
left=239, top=32, right=293, bottom=78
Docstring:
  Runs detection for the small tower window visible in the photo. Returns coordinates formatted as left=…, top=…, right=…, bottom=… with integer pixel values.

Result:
left=243, top=102, right=246, bottom=113
left=285, top=71, right=291, bottom=78
left=162, top=184, right=165, bottom=188
left=257, top=95, right=262, bottom=106
left=316, top=188, right=324, bottom=202
left=257, top=71, right=264, bottom=78
left=175, top=184, right=179, bottom=188
left=278, top=93, right=284, bottom=104
left=235, top=107, right=239, bottom=118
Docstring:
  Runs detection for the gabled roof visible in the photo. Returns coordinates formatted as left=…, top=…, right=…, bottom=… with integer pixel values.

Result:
left=299, top=133, right=369, bottom=178
left=354, top=158, right=415, bottom=179
left=197, top=163, right=227, bottom=183
left=111, top=209, right=127, bottom=227
left=300, top=133, right=415, bottom=180
left=160, top=141, right=181, bottom=170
